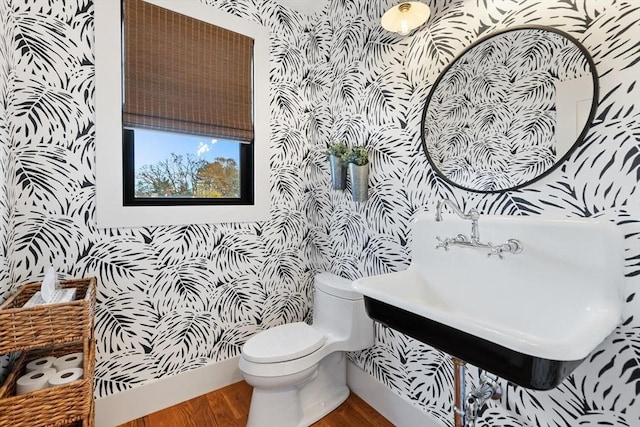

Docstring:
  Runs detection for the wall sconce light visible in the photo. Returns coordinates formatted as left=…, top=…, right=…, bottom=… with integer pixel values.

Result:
left=381, top=2, right=430, bottom=36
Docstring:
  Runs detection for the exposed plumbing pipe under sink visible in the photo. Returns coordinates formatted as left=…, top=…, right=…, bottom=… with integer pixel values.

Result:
left=452, top=357, right=503, bottom=427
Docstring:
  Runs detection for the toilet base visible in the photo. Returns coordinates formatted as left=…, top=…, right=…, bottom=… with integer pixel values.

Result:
left=300, top=385, right=349, bottom=426
left=245, top=352, right=349, bottom=427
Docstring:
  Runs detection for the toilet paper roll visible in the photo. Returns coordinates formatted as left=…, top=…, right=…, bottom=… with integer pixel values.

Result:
left=26, top=356, right=56, bottom=372
left=16, top=369, right=56, bottom=395
left=47, top=367, right=83, bottom=387
left=29, top=367, right=57, bottom=376
left=53, top=352, right=83, bottom=370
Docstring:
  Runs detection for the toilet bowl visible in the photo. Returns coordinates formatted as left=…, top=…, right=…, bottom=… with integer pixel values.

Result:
left=239, top=272, right=374, bottom=427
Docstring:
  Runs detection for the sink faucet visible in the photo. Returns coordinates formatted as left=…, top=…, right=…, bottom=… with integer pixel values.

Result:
left=434, top=198, right=523, bottom=258
left=435, top=199, right=480, bottom=243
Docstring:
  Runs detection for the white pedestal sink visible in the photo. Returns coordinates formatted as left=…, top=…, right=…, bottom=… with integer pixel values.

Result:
left=352, top=213, right=624, bottom=389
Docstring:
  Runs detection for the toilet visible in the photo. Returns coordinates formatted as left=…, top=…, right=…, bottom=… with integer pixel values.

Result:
left=238, top=272, right=374, bottom=427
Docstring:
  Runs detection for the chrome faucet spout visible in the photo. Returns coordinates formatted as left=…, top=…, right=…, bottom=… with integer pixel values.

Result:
left=436, top=199, right=479, bottom=222
left=436, top=199, right=469, bottom=221
left=436, top=198, right=481, bottom=241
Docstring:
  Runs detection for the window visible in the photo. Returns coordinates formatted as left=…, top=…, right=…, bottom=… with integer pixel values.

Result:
left=123, top=128, right=253, bottom=205
left=94, top=0, right=269, bottom=228
left=121, top=0, right=255, bottom=207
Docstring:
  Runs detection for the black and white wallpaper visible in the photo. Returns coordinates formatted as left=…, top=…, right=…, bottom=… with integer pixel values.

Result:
left=0, top=0, right=315, bottom=397
left=306, top=0, right=639, bottom=426
left=0, top=0, right=12, bottom=386
left=0, top=0, right=638, bottom=426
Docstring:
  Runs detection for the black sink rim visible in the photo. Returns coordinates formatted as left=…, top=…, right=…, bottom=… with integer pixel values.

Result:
left=364, top=296, right=584, bottom=390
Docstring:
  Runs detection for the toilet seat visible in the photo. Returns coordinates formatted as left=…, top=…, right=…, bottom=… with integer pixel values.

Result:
left=242, top=322, right=326, bottom=363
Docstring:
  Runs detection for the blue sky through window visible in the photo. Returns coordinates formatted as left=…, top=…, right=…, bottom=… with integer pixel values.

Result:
left=134, top=128, right=241, bottom=172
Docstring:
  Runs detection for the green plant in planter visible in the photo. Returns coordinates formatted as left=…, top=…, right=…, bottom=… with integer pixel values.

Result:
left=326, top=142, right=348, bottom=159
left=327, top=141, right=349, bottom=190
left=344, top=146, right=369, bottom=166
left=345, top=146, right=369, bottom=202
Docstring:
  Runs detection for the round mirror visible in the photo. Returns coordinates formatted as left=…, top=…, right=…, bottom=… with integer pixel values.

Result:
left=421, top=26, right=598, bottom=193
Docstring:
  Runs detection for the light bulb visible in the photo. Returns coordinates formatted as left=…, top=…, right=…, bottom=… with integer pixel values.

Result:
left=399, top=18, right=410, bottom=35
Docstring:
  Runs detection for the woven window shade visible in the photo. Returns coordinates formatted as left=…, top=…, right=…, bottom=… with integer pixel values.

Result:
left=123, top=0, right=254, bottom=142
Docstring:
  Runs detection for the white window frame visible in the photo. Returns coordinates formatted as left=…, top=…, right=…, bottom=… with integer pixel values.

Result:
left=94, top=0, right=270, bottom=228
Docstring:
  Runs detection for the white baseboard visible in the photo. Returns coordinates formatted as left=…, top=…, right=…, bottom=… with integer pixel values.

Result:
left=95, top=356, right=243, bottom=427
left=95, top=356, right=442, bottom=427
left=347, top=361, right=444, bottom=427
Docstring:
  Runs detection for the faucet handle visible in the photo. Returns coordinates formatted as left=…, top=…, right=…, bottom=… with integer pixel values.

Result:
left=435, top=236, right=451, bottom=251
left=487, top=239, right=523, bottom=259
left=487, top=243, right=504, bottom=259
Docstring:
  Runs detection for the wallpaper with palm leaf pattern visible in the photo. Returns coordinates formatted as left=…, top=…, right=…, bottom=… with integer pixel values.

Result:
left=0, top=0, right=13, bottom=385
left=0, top=0, right=315, bottom=398
left=0, top=0, right=638, bottom=426
left=308, top=1, right=638, bottom=426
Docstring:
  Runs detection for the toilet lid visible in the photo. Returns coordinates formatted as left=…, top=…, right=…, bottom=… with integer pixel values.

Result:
left=242, top=322, right=326, bottom=363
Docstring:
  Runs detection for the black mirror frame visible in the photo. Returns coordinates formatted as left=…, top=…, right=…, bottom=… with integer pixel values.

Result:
left=420, top=25, right=599, bottom=193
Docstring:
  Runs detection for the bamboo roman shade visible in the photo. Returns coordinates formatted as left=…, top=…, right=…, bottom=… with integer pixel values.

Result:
left=123, top=0, right=254, bottom=142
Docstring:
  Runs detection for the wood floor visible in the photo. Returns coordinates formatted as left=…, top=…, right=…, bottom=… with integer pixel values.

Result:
left=119, top=380, right=393, bottom=427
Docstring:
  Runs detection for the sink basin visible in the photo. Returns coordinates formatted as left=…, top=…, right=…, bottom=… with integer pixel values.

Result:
left=352, top=214, right=623, bottom=390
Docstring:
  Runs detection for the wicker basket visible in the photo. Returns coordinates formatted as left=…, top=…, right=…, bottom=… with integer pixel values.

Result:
left=0, top=278, right=96, bottom=354
left=0, top=340, right=96, bottom=426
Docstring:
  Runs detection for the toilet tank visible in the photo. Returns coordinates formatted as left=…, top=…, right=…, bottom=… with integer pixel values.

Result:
left=312, top=272, right=374, bottom=351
